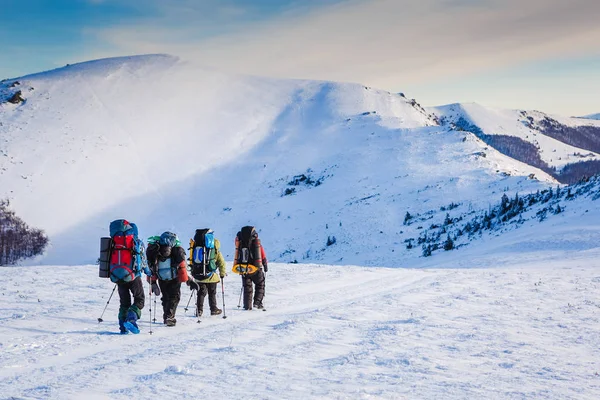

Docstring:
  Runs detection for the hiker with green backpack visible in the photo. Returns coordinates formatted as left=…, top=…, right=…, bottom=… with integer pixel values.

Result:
left=187, top=229, right=227, bottom=317
left=146, top=232, right=190, bottom=327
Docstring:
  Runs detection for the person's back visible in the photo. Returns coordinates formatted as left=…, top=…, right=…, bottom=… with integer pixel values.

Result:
left=101, top=219, right=151, bottom=334
left=146, top=231, right=189, bottom=326
left=234, top=226, right=268, bottom=310
left=187, top=228, right=227, bottom=317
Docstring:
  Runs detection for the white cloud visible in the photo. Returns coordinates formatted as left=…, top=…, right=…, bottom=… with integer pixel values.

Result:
left=87, top=0, right=600, bottom=86
left=70, top=0, right=600, bottom=114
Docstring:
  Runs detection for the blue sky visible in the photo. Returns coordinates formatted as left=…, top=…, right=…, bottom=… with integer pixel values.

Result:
left=0, top=0, right=339, bottom=75
left=1, top=0, right=599, bottom=115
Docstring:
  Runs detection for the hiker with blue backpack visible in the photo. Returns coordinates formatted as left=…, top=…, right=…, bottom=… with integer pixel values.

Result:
left=187, top=229, right=227, bottom=317
left=99, top=219, right=152, bottom=334
left=146, top=232, right=190, bottom=327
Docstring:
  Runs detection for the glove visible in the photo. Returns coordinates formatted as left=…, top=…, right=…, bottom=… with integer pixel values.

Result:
left=220, top=273, right=227, bottom=279
left=151, top=282, right=161, bottom=296
left=187, top=278, right=199, bottom=291
left=263, top=263, right=268, bottom=273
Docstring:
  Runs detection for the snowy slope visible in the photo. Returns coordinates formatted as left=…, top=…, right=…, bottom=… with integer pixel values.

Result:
left=0, top=55, right=552, bottom=266
left=1, top=213, right=599, bottom=399
left=431, top=103, right=600, bottom=171
left=2, top=54, right=600, bottom=400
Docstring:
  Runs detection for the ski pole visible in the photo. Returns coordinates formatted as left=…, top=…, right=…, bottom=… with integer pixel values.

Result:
left=237, top=282, right=243, bottom=308
left=148, top=281, right=153, bottom=335
left=221, top=278, right=227, bottom=319
left=153, top=291, right=157, bottom=323
left=184, top=289, right=195, bottom=313
left=98, top=284, right=117, bottom=323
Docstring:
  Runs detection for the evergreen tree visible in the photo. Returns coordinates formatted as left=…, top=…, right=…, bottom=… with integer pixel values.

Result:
left=500, top=193, right=510, bottom=213
left=443, top=235, right=454, bottom=251
left=444, top=213, right=452, bottom=226
left=422, top=244, right=432, bottom=257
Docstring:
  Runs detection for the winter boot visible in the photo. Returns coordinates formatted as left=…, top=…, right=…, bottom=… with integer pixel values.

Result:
left=253, top=303, right=263, bottom=310
left=119, top=319, right=128, bottom=334
left=211, top=308, right=222, bottom=316
left=123, top=310, right=140, bottom=334
left=195, top=308, right=203, bottom=318
left=165, top=317, right=177, bottom=327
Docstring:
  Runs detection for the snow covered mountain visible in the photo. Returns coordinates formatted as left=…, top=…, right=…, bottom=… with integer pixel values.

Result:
left=2, top=54, right=600, bottom=399
left=431, top=103, right=600, bottom=184
left=582, top=113, right=600, bottom=120
left=0, top=54, right=596, bottom=266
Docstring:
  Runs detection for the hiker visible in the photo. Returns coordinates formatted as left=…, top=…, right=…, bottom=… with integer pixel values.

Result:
left=104, top=219, right=151, bottom=334
left=187, top=229, right=227, bottom=317
left=234, top=226, right=268, bottom=310
left=146, top=232, right=190, bottom=327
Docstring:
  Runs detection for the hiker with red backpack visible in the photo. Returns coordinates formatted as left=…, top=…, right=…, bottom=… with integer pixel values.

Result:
left=99, top=219, right=152, bottom=334
left=146, top=232, right=190, bottom=327
left=187, top=229, right=227, bottom=317
left=233, top=226, right=268, bottom=310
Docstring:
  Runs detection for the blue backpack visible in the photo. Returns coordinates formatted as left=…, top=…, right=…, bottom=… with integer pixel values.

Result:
left=190, top=229, right=217, bottom=280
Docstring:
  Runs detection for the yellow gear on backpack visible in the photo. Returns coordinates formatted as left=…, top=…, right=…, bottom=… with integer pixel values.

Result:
left=232, top=263, right=259, bottom=275
left=188, top=238, right=195, bottom=267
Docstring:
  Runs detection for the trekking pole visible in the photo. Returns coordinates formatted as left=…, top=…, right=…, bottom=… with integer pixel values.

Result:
left=221, top=278, right=227, bottom=319
left=184, top=289, right=195, bottom=313
left=97, top=284, right=117, bottom=323
left=148, top=282, right=153, bottom=335
left=153, top=292, right=157, bottom=323
left=237, top=283, right=243, bottom=308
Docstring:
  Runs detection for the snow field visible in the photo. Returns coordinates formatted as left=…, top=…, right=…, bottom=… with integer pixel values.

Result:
left=1, top=250, right=599, bottom=399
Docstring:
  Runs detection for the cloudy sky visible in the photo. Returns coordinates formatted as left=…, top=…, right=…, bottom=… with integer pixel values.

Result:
left=1, top=0, right=599, bottom=115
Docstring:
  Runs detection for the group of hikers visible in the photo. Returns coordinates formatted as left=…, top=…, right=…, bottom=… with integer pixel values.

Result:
left=98, top=219, right=268, bottom=334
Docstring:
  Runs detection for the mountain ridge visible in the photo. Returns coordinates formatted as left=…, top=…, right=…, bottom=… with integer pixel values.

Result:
left=0, top=55, right=596, bottom=265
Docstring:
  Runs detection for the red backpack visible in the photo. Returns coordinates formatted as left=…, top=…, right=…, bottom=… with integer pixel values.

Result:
left=109, top=219, right=140, bottom=284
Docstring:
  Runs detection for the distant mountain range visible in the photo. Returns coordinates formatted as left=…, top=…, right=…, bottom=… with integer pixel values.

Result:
left=432, top=103, right=600, bottom=184
left=581, top=113, right=600, bottom=120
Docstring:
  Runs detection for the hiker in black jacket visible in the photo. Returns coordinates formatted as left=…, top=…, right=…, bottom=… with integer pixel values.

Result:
left=233, top=226, right=268, bottom=310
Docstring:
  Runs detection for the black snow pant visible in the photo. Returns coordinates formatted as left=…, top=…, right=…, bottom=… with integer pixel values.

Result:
left=242, top=269, right=265, bottom=310
left=196, top=282, right=218, bottom=316
left=117, top=276, right=145, bottom=321
left=158, top=279, right=181, bottom=323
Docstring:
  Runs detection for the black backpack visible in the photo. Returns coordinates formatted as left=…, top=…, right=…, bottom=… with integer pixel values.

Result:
left=147, top=232, right=185, bottom=281
left=236, top=226, right=262, bottom=268
left=189, top=229, right=217, bottom=280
